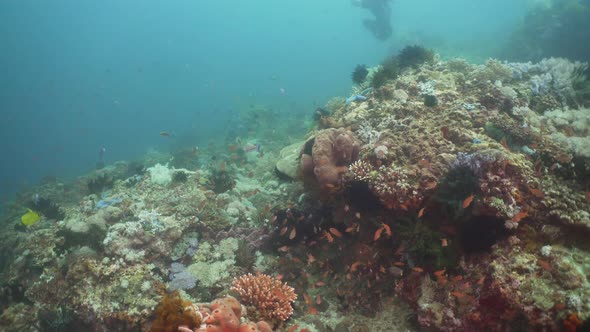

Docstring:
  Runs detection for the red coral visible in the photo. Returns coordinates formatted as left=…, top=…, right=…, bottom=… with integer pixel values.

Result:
left=231, top=273, right=297, bottom=324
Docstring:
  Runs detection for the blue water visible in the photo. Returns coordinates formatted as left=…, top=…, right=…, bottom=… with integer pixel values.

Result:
left=0, top=0, right=529, bottom=204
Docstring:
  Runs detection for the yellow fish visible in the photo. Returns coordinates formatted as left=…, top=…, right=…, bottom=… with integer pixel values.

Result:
left=21, top=209, right=40, bottom=226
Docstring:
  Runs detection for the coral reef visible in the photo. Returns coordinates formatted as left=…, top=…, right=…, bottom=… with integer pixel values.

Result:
left=1, top=54, right=590, bottom=332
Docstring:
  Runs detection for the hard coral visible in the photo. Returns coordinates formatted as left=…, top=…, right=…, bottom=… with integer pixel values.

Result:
left=230, top=273, right=297, bottom=324
left=301, top=128, right=360, bottom=190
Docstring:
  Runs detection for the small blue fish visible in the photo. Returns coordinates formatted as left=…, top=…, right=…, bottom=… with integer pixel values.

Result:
left=472, top=138, right=482, bottom=144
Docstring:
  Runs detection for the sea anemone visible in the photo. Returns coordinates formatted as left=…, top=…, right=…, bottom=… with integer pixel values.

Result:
left=351, top=64, right=369, bottom=85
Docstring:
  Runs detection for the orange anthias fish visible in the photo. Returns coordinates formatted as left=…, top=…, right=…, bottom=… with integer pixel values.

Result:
left=382, top=223, right=392, bottom=236
left=529, top=187, right=545, bottom=199
left=373, top=227, right=384, bottom=241
left=329, top=227, right=343, bottom=238
left=512, top=210, right=528, bottom=222
left=289, top=227, right=297, bottom=240
left=462, top=194, right=475, bottom=209
left=418, top=207, right=425, bottom=218
left=324, top=231, right=334, bottom=243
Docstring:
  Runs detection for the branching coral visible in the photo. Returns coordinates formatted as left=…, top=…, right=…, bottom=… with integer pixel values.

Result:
left=230, top=273, right=297, bottom=324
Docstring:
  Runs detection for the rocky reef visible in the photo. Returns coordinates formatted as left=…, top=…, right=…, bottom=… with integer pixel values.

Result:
left=1, top=55, right=589, bottom=332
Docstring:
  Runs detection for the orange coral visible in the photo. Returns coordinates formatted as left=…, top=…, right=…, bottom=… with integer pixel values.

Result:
left=150, top=291, right=202, bottom=332
left=231, top=273, right=297, bottom=323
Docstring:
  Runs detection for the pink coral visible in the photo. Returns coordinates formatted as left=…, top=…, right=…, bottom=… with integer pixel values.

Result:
left=230, top=273, right=297, bottom=323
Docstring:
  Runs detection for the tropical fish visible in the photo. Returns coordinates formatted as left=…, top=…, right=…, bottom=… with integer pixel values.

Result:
left=373, top=227, right=384, bottom=241
left=159, top=131, right=172, bottom=137
left=21, top=209, right=40, bottom=226
left=289, top=228, right=297, bottom=240
left=382, top=223, right=392, bottom=236
left=529, top=187, right=545, bottom=198
left=324, top=231, right=334, bottom=243
left=418, top=207, right=425, bottom=218
left=462, top=194, right=475, bottom=208
left=329, top=227, right=343, bottom=237
left=512, top=210, right=528, bottom=222
left=434, top=269, right=446, bottom=278
left=242, top=143, right=261, bottom=153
